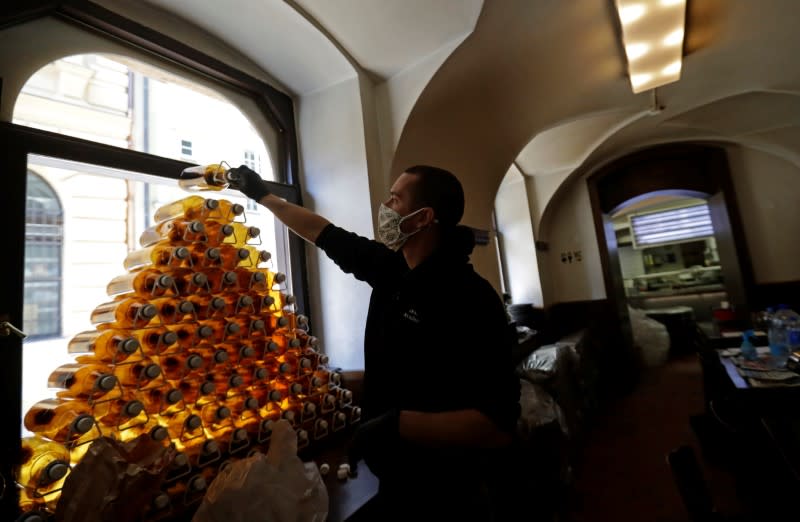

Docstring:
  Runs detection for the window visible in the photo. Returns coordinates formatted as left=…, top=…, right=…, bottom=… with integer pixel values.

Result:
left=24, top=172, right=63, bottom=338
left=181, top=139, right=193, bottom=156
left=630, top=203, right=714, bottom=248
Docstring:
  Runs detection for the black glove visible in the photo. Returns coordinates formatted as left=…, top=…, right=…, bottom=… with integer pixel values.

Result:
left=346, top=408, right=400, bottom=477
left=228, top=165, right=271, bottom=201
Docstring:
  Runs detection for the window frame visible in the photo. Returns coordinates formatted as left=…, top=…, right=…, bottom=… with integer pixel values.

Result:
left=0, top=4, right=307, bottom=519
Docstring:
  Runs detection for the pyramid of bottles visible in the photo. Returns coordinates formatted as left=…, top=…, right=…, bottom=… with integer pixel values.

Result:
left=18, top=193, right=361, bottom=519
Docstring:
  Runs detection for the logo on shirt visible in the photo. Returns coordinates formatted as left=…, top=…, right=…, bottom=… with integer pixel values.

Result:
left=403, top=308, right=420, bottom=324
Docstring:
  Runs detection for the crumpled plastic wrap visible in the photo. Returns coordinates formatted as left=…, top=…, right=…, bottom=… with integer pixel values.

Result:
left=192, top=420, right=328, bottom=522
left=54, top=435, right=176, bottom=522
left=516, top=379, right=567, bottom=440
left=516, top=342, right=577, bottom=384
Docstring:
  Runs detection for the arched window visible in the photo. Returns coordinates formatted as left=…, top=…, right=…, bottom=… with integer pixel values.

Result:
left=24, top=172, right=63, bottom=339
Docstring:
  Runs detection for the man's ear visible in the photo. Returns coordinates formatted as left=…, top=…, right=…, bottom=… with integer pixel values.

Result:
left=417, top=207, right=436, bottom=227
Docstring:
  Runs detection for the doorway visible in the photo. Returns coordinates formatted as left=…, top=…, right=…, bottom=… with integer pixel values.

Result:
left=587, top=143, right=755, bottom=371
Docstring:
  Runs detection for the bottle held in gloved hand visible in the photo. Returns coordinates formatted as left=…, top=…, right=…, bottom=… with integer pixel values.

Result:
left=179, top=163, right=240, bottom=192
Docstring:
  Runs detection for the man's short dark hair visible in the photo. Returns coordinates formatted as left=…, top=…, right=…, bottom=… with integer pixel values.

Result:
left=404, top=165, right=464, bottom=227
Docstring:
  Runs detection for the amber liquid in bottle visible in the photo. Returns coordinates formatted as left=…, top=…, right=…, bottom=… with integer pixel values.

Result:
left=197, top=318, right=240, bottom=343
left=178, top=380, right=218, bottom=405
left=178, top=163, right=237, bottom=191
left=113, top=358, right=163, bottom=389
left=24, top=399, right=97, bottom=443
left=17, top=436, right=71, bottom=494
left=153, top=196, right=244, bottom=223
left=140, top=386, right=185, bottom=416
left=67, top=329, right=141, bottom=362
left=171, top=268, right=210, bottom=296
left=221, top=222, right=260, bottom=246
left=134, top=327, right=179, bottom=356
left=233, top=267, right=267, bottom=292
left=123, top=244, right=192, bottom=271
left=91, top=298, right=158, bottom=328
left=139, top=219, right=206, bottom=247
left=202, top=267, right=239, bottom=293
left=151, top=296, right=196, bottom=325
left=94, top=398, right=146, bottom=433
left=48, top=363, right=118, bottom=399
left=106, top=269, right=176, bottom=298
left=167, top=322, right=215, bottom=349
left=186, top=294, right=227, bottom=319
left=199, top=220, right=236, bottom=246
left=218, top=292, right=255, bottom=316
left=164, top=409, right=204, bottom=441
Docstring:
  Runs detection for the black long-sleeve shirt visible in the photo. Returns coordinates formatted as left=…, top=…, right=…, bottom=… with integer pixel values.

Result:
left=315, top=223, right=520, bottom=436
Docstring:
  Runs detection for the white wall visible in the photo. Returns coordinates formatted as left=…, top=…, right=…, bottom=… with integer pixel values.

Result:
left=297, top=78, right=375, bottom=371
left=494, top=167, right=542, bottom=306
left=726, top=145, right=800, bottom=283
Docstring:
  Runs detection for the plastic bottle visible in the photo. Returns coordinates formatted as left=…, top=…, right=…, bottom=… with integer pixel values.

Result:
left=16, top=436, right=71, bottom=492
left=91, top=298, right=158, bottom=328
left=23, top=399, right=97, bottom=443
left=67, top=329, right=141, bottom=362
left=106, top=269, right=176, bottom=298
left=47, top=363, right=118, bottom=399
left=199, top=220, right=236, bottom=246
left=770, top=305, right=800, bottom=366
left=139, top=219, right=206, bottom=247
left=153, top=195, right=244, bottom=224
left=123, top=244, right=192, bottom=271
left=178, top=163, right=239, bottom=192
left=740, top=330, right=758, bottom=361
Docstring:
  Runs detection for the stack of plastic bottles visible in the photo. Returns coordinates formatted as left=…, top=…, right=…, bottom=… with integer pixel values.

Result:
left=17, top=176, right=361, bottom=520
left=762, top=304, right=800, bottom=367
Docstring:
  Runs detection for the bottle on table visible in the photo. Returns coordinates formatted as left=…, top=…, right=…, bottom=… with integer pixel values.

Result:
left=24, top=399, right=97, bottom=443
left=139, top=219, right=206, bottom=247
left=153, top=195, right=244, bottom=224
left=123, top=244, right=192, bottom=272
left=47, top=362, right=118, bottom=400
left=67, top=329, right=141, bottom=363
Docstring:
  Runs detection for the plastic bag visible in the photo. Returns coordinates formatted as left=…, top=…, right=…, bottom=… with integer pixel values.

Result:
left=192, top=420, right=328, bottom=522
left=55, top=436, right=176, bottom=522
left=628, top=306, right=670, bottom=366
left=516, top=379, right=567, bottom=440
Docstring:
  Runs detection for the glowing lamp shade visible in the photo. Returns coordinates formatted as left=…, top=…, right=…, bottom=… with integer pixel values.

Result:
left=615, top=0, right=687, bottom=93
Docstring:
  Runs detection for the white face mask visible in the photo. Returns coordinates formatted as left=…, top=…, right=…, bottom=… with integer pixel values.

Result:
left=377, top=203, right=427, bottom=251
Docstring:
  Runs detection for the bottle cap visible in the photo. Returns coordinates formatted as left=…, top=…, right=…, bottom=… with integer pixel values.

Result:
left=342, top=390, right=353, bottom=402
left=300, top=358, right=312, bottom=369
left=274, top=273, right=287, bottom=284
left=229, top=375, right=244, bottom=388
left=144, top=364, right=162, bottom=379
left=269, top=390, right=282, bottom=402
left=319, top=463, right=330, bottom=475
left=125, top=400, right=144, bottom=417
left=120, top=338, right=140, bottom=354
left=200, top=381, right=216, bottom=395
left=266, top=341, right=279, bottom=353
left=223, top=271, right=238, bottom=285
left=240, top=295, right=255, bottom=307
left=319, top=355, right=330, bottom=365
left=174, top=246, right=191, bottom=259
left=258, top=251, right=271, bottom=263
left=252, top=272, right=267, bottom=283
left=284, top=294, right=296, bottom=305
left=311, top=377, right=323, bottom=388
left=244, top=397, right=259, bottom=410
left=260, top=419, right=274, bottom=433
left=252, top=319, right=266, bottom=332
left=162, top=331, right=179, bottom=346
left=352, top=407, right=362, bottom=421
left=186, top=415, right=202, bottom=430
left=166, top=389, right=183, bottom=404
left=188, top=221, right=205, bottom=234
left=213, top=350, right=229, bottom=363
left=237, top=248, right=250, bottom=260
left=150, top=426, right=168, bottom=441
left=323, top=394, right=336, bottom=406
left=140, top=304, right=158, bottom=319
left=153, top=493, right=170, bottom=510
left=331, top=373, right=342, bottom=386
left=248, top=226, right=261, bottom=237
left=290, top=383, right=303, bottom=395
left=173, top=452, right=189, bottom=467
left=43, top=460, right=69, bottom=483
left=289, top=338, right=301, bottom=348
left=279, top=362, right=291, bottom=374
left=203, top=440, right=219, bottom=454
left=277, top=317, right=289, bottom=328
left=73, top=415, right=94, bottom=434
left=297, top=315, right=309, bottom=327
left=254, top=368, right=268, bottom=380
left=317, top=419, right=329, bottom=431
left=186, top=354, right=204, bottom=369
left=308, top=336, right=320, bottom=348
left=221, top=224, right=235, bottom=236
left=96, top=374, right=118, bottom=391
left=226, top=322, right=241, bottom=335
left=156, top=275, right=174, bottom=288
left=178, top=301, right=195, bottom=314
left=211, top=297, right=226, bottom=310
left=192, top=273, right=208, bottom=286
left=205, top=199, right=220, bottom=210
left=231, top=203, right=245, bottom=216
left=262, top=296, right=276, bottom=307
left=233, top=428, right=248, bottom=441
left=298, top=429, right=308, bottom=441
left=283, top=411, right=295, bottom=422
left=206, top=248, right=221, bottom=260
left=304, top=403, right=316, bottom=414
left=335, top=412, right=346, bottom=423
left=190, top=476, right=207, bottom=491
left=198, top=325, right=214, bottom=338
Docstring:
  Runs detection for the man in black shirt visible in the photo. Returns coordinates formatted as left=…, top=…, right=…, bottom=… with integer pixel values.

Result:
left=232, top=165, right=520, bottom=520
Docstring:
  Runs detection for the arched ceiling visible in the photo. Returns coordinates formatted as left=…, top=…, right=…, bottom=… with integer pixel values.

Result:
left=142, top=0, right=482, bottom=95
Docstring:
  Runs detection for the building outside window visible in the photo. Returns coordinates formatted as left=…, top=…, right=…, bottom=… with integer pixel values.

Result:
left=181, top=139, right=193, bottom=157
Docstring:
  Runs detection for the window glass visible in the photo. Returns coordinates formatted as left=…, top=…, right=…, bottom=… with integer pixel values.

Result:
left=13, top=53, right=274, bottom=180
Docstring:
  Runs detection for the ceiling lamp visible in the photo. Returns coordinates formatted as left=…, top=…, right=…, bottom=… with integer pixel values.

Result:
left=615, top=0, right=687, bottom=93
